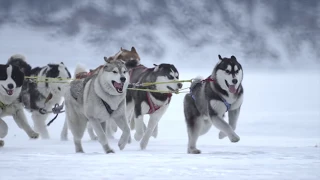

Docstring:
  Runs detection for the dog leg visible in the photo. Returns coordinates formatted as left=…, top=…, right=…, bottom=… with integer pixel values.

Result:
left=87, top=123, right=98, bottom=141
left=0, top=118, right=8, bottom=147
left=32, top=111, right=49, bottom=139
left=104, top=121, right=115, bottom=139
left=140, top=109, right=166, bottom=150
left=152, top=124, right=158, bottom=138
left=67, top=114, right=87, bottom=153
left=219, top=108, right=241, bottom=139
left=134, top=115, right=145, bottom=141
left=13, top=109, right=39, bottom=139
left=89, top=119, right=114, bottom=153
left=113, top=113, right=131, bottom=150
left=211, top=115, right=240, bottom=143
left=60, top=117, right=69, bottom=141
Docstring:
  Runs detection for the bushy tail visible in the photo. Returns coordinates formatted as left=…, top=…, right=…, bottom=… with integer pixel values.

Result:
left=7, top=54, right=32, bottom=76
left=190, top=76, right=203, bottom=90
left=73, top=63, right=87, bottom=78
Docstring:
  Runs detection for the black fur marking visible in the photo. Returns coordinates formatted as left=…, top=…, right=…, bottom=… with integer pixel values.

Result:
left=11, top=65, right=25, bottom=88
left=65, top=67, right=71, bottom=78
left=0, top=65, right=8, bottom=80
left=7, top=58, right=32, bottom=76
left=45, top=65, right=60, bottom=87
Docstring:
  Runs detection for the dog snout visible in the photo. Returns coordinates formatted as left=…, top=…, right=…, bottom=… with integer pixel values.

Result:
left=7, top=83, right=14, bottom=89
left=178, top=83, right=183, bottom=89
left=120, top=77, right=126, bottom=83
left=232, top=79, right=238, bottom=84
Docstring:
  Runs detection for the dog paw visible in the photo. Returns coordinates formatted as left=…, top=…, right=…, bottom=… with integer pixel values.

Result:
left=134, top=132, right=143, bottom=141
left=152, top=129, right=158, bottom=139
left=90, top=136, right=98, bottom=141
left=0, top=140, right=4, bottom=147
left=106, top=149, right=115, bottom=154
left=28, top=131, right=39, bottom=139
left=188, top=148, right=201, bottom=154
left=229, top=133, right=240, bottom=143
left=218, top=131, right=227, bottom=139
left=140, top=138, right=149, bottom=150
left=118, top=136, right=129, bottom=150
left=128, top=135, right=132, bottom=144
left=76, top=149, right=84, bottom=153
left=60, top=136, right=69, bottom=141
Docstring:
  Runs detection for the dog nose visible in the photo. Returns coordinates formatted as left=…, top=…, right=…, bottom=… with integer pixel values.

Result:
left=7, top=83, right=14, bottom=89
left=120, top=77, right=126, bottom=83
left=232, top=79, right=238, bottom=84
left=178, top=83, right=183, bottom=89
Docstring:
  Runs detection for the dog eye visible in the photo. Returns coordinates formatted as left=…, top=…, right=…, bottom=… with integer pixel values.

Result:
left=113, top=71, right=118, bottom=74
left=123, top=71, right=127, bottom=74
left=225, top=70, right=230, bottom=74
left=235, top=70, right=239, bottom=74
left=168, top=75, right=174, bottom=80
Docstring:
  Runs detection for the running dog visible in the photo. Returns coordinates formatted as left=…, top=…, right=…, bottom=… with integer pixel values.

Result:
left=184, top=55, right=244, bottom=154
left=0, top=63, right=39, bottom=147
left=64, top=58, right=130, bottom=153
left=7, top=54, right=72, bottom=139
left=126, top=63, right=183, bottom=150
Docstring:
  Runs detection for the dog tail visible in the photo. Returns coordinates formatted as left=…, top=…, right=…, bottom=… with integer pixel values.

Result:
left=74, top=63, right=87, bottom=78
left=7, top=54, right=32, bottom=76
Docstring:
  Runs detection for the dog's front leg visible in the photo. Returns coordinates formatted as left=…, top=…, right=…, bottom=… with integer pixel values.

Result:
left=219, top=107, right=241, bottom=139
left=140, top=107, right=167, bottom=150
left=13, top=108, right=39, bottom=139
left=0, top=118, right=8, bottom=147
left=88, top=118, right=114, bottom=153
left=113, top=104, right=131, bottom=150
left=32, top=111, right=49, bottom=139
left=210, top=114, right=240, bottom=143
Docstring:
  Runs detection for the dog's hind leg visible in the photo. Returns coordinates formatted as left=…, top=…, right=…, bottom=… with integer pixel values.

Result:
left=219, top=108, right=241, bottom=139
left=32, top=112, right=50, bottom=139
left=86, top=123, right=98, bottom=141
left=13, top=108, right=39, bottom=139
left=184, top=94, right=202, bottom=154
left=60, top=117, right=69, bottom=141
left=68, top=113, right=87, bottom=153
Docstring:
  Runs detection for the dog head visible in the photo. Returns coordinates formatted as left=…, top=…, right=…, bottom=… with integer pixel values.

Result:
left=0, top=64, right=24, bottom=100
left=105, top=47, right=141, bottom=68
left=44, top=62, right=71, bottom=96
left=152, top=63, right=183, bottom=92
left=99, top=58, right=129, bottom=96
left=214, top=55, right=243, bottom=94
left=7, top=54, right=32, bottom=76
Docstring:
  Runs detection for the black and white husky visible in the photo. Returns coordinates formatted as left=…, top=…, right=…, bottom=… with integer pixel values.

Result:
left=7, top=54, right=71, bottom=139
left=184, top=55, right=244, bottom=154
left=0, top=63, right=39, bottom=147
left=126, top=63, right=182, bottom=150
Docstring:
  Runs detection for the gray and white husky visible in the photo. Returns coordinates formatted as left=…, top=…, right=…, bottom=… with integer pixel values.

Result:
left=0, top=63, right=39, bottom=147
left=7, top=54, right=71, bottom=139
left=64, top=58, right=130, bottom=153
left=184, top=55, right=244, bottom=154
left=126, top=63, right=182, bottom=150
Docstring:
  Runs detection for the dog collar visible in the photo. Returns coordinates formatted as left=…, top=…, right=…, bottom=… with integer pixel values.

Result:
left=0, top=101, right=6, bottom=110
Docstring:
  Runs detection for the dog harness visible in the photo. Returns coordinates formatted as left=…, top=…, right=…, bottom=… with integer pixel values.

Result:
left=146, top=92, right=172, bottom=114
left=101, top=99, right=114, bottom=114
left=189, top=76, right=231, bottom=112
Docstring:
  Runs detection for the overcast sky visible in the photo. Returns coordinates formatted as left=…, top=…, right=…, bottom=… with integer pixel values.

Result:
left=0, top=0, right=319, bottom=70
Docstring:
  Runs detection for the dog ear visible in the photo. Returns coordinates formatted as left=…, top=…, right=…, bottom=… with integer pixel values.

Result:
left=154, top=64, right=161, bottom=72
left=120, top=47, right=123, bottom=51
left=218, top=55, right=223, bottom=60
left=131, top=46, right=136, bottom=52
left=231, top=55, right=237, bottom=61
left=60, top=62, right=64, bottom=65
left=104, top=56, right=109, bottom=63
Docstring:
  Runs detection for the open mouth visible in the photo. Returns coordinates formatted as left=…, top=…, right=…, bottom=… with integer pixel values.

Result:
left=112, top=81, right=124, bottom=93
left=167, top=86, right=176, bottom=92
left=2, top=85, right=13, bottom=96
left=225, top=80, right=237, bottom=93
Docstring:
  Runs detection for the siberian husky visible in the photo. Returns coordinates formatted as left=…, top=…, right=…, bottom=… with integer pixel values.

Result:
left=0, top=63, right=39, bottom=147
left=64, top=58, right=130, bottom=153
left=183, top=55, right=244, bottom=154
left=60, top=46, right=141, bottom=141
left=126, top=63, right=182, bottom=150
left=7, top=54, right=71, bottom=139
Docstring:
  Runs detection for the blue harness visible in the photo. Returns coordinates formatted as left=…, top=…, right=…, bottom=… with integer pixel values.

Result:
left=190, top=78, right=231, bottom=112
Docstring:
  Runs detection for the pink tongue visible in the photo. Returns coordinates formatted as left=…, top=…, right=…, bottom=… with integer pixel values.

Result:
left=113, top=82, right=123, bottom=88
left=229, top=85, right=236, bottom=93
left=8, top=90, right=13, bottom=95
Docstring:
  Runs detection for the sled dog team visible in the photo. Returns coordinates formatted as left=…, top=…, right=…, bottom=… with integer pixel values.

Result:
left=0, top=47, right=244, bottom=154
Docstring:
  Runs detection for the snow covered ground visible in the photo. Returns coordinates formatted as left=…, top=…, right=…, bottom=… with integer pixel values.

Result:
left=1, top=70, right=320, bottom=180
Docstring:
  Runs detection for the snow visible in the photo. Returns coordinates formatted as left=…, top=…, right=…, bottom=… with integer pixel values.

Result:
left=1, top=71, right=320, bottom=180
